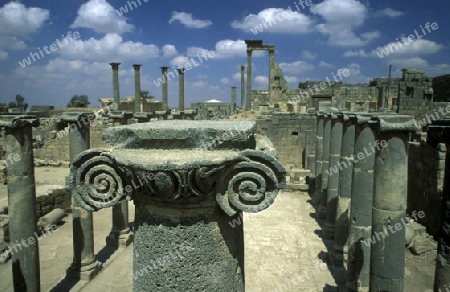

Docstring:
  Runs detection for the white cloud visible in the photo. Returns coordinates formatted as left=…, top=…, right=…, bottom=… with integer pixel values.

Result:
left=279, top=61, right=314, bottom=74
left=378, top=8, right=405, bottom=18
left=186, top=46, right=209, bottom=57
left=162, top=45, right=178, bottom=58
left=58, top=33, right=159, bottom=61
left=319, top=61, right=334, bottom=68
left=343, top=49, right=370, bottom=57
left=220, top=78, right=231, bottom=85
left=340, top=63, right=371, bottom=83
left=311, top=0, right=378, bottom=46
left=168, top=11, right=212, bottom=28
left=169, top=55, right=190, bottom=67
left=302, top=50, right=317, bottom=60
left=232, top=72, right=246, bottom=81
left=254, top=75, right=268, bottom=85
left=372, top=39, right=444, bottom=58
left=0, top=2, right=49, bottom=60
left=285, top=75, right=299, bottom=83
left=231, top=8, right=313, bottom=34
left=70, top=0, right=134, bottom=34
left=213, top=39, right=263, bottom=59
left=192, top=80, right=208, bottom=87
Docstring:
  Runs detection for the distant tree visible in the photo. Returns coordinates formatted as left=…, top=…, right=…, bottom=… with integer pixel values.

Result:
left=67, top=95, right=90, bottom=108
left=7, top=102, right=16, bottom=108
left=140, top=90, right=155, bottom=100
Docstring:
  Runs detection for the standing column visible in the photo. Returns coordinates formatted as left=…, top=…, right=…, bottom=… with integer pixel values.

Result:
left=240, top=65, right=245, bottom=108
left=2, top=115, right=40, bottom=292
left=177, top=68, right=185, bottom=112
left=312, top=112, right=324, bottom=205
left=231, top=86, right=237, bottom=114
left=63, top=113, right=101, bottom=280
left=109, top=62, right=121, bottom=110
left=246, top=50, right=253, bottom=110
left=346, top=114, right=375, bottom=292
left=331, top=112, right=356, bottom=266
left=318, top=113, right=331, bottom=219
left=323, top=113, right=343, bottom=239
left=304, top=129, right=315, bottom=173
left=160, top=66, right=169, bottom=111
left=268, top=49, right=274, bottom=93
left=430, top=121, right=450, bottom=292
left=369, top=115, right=416, bottom=291
left=133, top=64, right=142, bottom=113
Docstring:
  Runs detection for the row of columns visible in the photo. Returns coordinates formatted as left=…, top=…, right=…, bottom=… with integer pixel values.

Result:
left=309, top=111, right=417, bottom=291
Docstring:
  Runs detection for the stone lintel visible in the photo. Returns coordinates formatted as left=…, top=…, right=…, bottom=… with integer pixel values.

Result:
left=0, top=115, right=39, bottom=128
left=59, top=112, right=95, bottom=126
left=370, top=115, right=417, bottom=132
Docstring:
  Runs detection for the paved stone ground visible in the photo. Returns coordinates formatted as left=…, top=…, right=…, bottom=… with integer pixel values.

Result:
left=0, top=168, right=437, bottom=291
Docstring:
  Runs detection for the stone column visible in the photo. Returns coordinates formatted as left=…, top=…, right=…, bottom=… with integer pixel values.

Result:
left=346, top=114, right=375, bottom=292
left=240, top=65, right=245, bottom=108
left=429, top=121, right=450, bottom=292
left=323, top=113, right=343, bottom=239
left=62, top=112, right=102, bottom=280
left=369, top=115, right=416, bottom=291
left=110, top=62, right=121, bottom=110
left=331, top=112, right=356, bottom=266
left=160, top=66, right=169, bottom=111
left=312, top=112, right=324, bottom=205
left=318, top=113, right=331, bottom=219
left=268, top=49, right=274, bottom=93
left=246, top=50, right=252, bottom=110
left=304, top=129, right=315, bottom=173
left=133, top=64, right=142, bottom=113
left=1, top=115, right=40, bottom=291
left=231, top=86, right=237, bottom=114
left=68, top=121, right=286, bottom=291
left=177, top=68, right=185, bottom=112
left=105, top=112, right=133, bottom=248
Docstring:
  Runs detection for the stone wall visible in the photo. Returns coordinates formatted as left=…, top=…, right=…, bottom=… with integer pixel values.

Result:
left=407, top=141, right=445, bottom=238
left=255, top=112, right=316, bottom=167
left=433, top=74, right=450, bottom=102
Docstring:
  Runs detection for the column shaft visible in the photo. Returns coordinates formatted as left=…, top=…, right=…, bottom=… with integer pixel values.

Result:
left=110, top=62, right=121, bottom=110
left=5, top=122, right=40, bottom=292
left=312, top=113, right=324, bottom=205
left=305, top=129, right=315, bottom=173
left=231, top=86, right=237, bottom=114
left=346, top=117, right=375, bottom=292
left=161, top=67, right=169, bottom=111
left=323, top=114, right=343, bottom=239
left=178, top=69, right=185, bottom=112
left=331, top=113, right=356, bottom=266
left=246, top=50, right=252, bottom=110
left=133, top=64, right=142, bottom=113
left=318, top=114, right=331, bottom=218
left=240, top=65, right=245, bottom=108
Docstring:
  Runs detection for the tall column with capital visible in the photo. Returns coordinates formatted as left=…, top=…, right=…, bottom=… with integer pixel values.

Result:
left=177, top=68, right=185, bottom=112
left=110, top=62, right=121, bottom=110
left=68, top=120, right=286, bottom=291
left=240, top=65, right=245, bottom=108
left=133, top=64, right=142, bottom=113
left=160, top=66, right=169, bottom=111
left=2, top=115, right=41, bottom=291
left=62, top=112, right=102, bottom=280
left=246, top=50, right=253, bottom=110
left=269, top=48, right=274, bottom=98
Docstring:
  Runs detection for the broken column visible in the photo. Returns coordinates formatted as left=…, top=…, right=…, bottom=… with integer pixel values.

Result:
left=231, top=86, right=237, bottom=114
left=318, top=113, right=331, bottom=219
left=133, top=64, right=142, bottom=113
left=177, top=68, right=185, bottom=112
left=268, top=48, right=274, bottom=93
left=240, top=65, right=245, bottom=108
left=323, top=112, right=343, bottom=239
left=68, top=120, right=286, bottom=291
left=1, top=115, right=41, bottom=291
left=62, top=112, right=102, bottom=280
left=331, top=112, right=356, bottom=266
left=160, top=66, right=169, bottom=111
left=246, top=50, right=253, bottom=110
left=110, top=62, right=121, bottom=110
left=429, top=120, right=450, bottom=292
left=105, top=112, right=133, bottom=248
left=369, top=115, right=416, bottom=291
left=312, top=112, right=324, bottom=205
left=346, top=114, right=375, bottom=292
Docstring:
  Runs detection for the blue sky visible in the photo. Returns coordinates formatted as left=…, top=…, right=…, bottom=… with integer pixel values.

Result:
left=0, top=0, right=449, bottom=108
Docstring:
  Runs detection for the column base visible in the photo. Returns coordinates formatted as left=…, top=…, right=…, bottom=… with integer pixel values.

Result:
left=318, top=206, right=327, bottom=219
left=106, top=229, right=133, bottom=248
left=322, top=223, right=335, bottom=239
left=66, top=259, right=102, bottom=281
